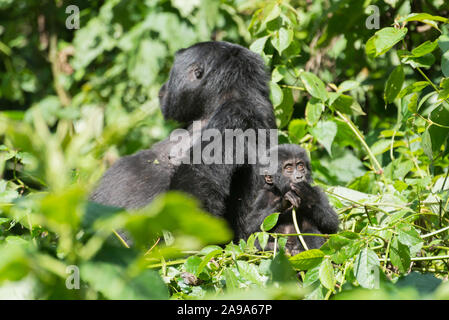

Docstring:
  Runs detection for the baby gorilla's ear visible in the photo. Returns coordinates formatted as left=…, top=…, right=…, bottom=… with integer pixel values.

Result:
left=264, top=174, right=273, bottom=185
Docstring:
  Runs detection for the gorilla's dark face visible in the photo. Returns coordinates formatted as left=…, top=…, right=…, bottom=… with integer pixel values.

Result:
left=158, top=41, right=268, bottom=124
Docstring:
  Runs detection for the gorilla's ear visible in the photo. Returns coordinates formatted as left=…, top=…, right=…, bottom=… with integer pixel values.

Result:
left=192, top=64, right=204, bottom=80
left=264, top=174, right=273, bottom=185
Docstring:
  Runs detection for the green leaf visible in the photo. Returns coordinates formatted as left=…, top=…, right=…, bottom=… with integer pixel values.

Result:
left=338, top=80, right=359, bottom=92
left=390, top=236, right=411, bottom=273
left=397, top=224, right=422, bottom=247
left=411, top=40, right=438, bottom=57
left=184, top=256, right=202, bottom=275
left=300, top=72, right=328, bottom=102
left=289, top=249, right=325, bottom=270
left=442, top=51, right=449, bottom=78
left=270, top=251, right=297, bottom=283
left=438, top=78, right=449, bottom=101
left=269, top=81, right=283, bottom=107
left=438, top=35, right=449, bottom=52
left=271, top=28, right=293, bottom=55
left=224, top=268, right=240, bottom=291
left=124, top=192, right=232, bottom=248
left=81, top=262, right=168, bottom=299
left=402, top=53, right=435, bottom=69
left=197, top=249, right=222, bottom=275
left=384, top=65, right=404, bottom=104
left=275, top=87, right=294, bottom=128
left=421, top=128, right=433, bottom=161
left=236, top=261, right=265, bottom=285
left=398, top=81, right=429, bottom=98
left=261, top=213, right=280, bottom=232
left=288, top=119, right=307, bottom=144
left=331, top=94, right=365, bottom=116
left=354, top=248, right=380, bottom=289
left=400, top=13, right=448, bottom=24
left=305, top=98, right=324, bottom=126
left=319, top=258, right=335, bottom=290
left=257, top=232, right=269, bottom=250
left=250, top=36, right=269, bottom=55
left=309, top=120, right=338, bottom=156
left=365, top=27, right=408, bottom=58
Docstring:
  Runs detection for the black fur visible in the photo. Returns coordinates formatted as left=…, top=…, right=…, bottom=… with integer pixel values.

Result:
left=90, top=41, right=276, bottom=240
left=243, top=144, right=339, bottom=254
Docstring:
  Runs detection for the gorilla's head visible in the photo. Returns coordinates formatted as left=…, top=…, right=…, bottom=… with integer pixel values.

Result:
left=159, top=41, right=270, bottom=123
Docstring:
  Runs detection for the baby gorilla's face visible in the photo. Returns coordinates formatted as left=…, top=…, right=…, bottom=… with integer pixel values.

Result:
left=282, top=157, right=308, bottom=184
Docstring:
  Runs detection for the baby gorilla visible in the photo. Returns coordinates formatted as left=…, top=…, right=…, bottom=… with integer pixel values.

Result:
left=243, top=144, right=339, bottom=255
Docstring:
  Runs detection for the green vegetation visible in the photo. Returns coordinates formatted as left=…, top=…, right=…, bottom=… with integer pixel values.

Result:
left=0, top=0, right=448, bottom=300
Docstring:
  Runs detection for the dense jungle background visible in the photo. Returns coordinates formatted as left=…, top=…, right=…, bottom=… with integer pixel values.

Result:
left=0, top=0, right=449, bottom=300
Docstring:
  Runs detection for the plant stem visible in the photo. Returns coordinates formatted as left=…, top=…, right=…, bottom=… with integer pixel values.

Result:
left=336, top=111, right=385, bottom=179
left=292, top=208, right=309, bottom=251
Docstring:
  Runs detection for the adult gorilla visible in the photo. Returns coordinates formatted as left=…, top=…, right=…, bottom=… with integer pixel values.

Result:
left=90, top=41, right=276, bottom=239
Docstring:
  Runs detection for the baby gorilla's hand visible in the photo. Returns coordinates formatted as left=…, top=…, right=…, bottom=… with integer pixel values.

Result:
left=290, top=181, right=316, bottom=208
left=282, top=190, right=301, bottom=210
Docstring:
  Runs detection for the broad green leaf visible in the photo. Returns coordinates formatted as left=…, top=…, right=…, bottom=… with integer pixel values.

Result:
left=366, top=27, right=408, bottom=58
left=257, top=232, right=269, bottom=250
left=269, top=81, right=283, bottom=107
left=0, top=245, right=30, bottom=283
left=288, top=119, right=307, bottom=144
left=197, top=249, right=222, bottom=275
left=236, top=261, right=265, bottom=285
left=309, top=120, right=338, bottom=156
left=300, top=72, right=328, bottom=102
left=305, top=98, right=324, bottom=126
left=442, top=51, right=449, bottom=78
left=224, top=268, right=240, bottom=291
left=184, top=256, right=202, bottom=275
left=81, top=262, right=168, bottom=299
left=289, top=249, right=325, bottom=270
left=250, top=36, right=269, bottom=55
left=271, top=28, right=293, bottom=55
left=438, top=35, right=449, bottom=52
left=390, top=236, right=411, bottom=273
left=338, top=80, right=359, bottom=92
left=438, top=78, right=449, bottom=101
left=384, top=65, right=404, bottom=103
left=331, top=94, right=365, bottom=116
left=421, top=128, right=433, bottom=161
left=270, top=251, right=297, bottom=283
left=402, top=53, right=435, bottom=69
left=261, top=213, right=280, bottom=232
left=354, top=248, right=380, bottom=289
left=411, top=40, right=438, bottom=57
left=398, top=81, right=429, bottom=98
left=319, top=258, right=335, bottom=290
left=275, top=87, right=294, bottom=128
left=400, top=13, right=448, bottom=24
left=397, top=224, right=422, bottom=247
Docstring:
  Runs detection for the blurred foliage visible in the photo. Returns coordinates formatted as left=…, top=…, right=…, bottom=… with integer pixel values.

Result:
left=0, top=0, right=449, bottom=300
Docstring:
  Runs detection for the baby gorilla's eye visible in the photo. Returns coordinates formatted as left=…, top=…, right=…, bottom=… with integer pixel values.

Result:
left=297, top=163, right=304, bottom=171
left=284, top=165, right=294, bottom=173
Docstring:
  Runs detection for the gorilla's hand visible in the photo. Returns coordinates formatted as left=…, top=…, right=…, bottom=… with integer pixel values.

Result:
left=282, top=190, right=301, bottom=210
left=290, top=181, right=319, bottom=208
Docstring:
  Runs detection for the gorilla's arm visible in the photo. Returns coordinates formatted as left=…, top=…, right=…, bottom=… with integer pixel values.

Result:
left=291, top=181, right=339, bottom=234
